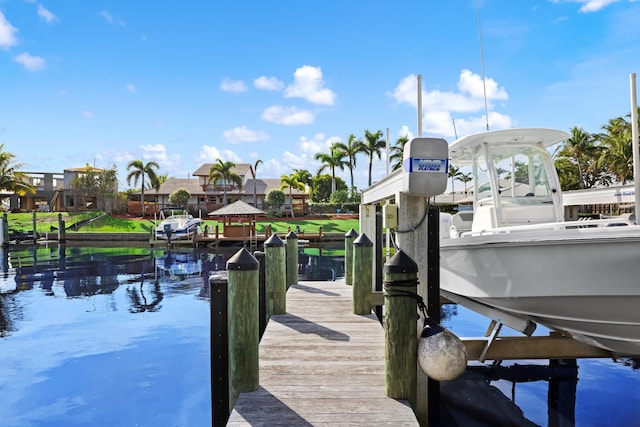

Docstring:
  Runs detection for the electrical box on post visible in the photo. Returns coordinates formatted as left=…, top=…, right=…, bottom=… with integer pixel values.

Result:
left=402, top=137, right=449, bottom=197
left=382, top=204, right=398, bottom=229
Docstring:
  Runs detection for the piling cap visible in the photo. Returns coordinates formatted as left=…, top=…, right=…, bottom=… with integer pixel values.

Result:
left=384, top=250, right=418, bottom=274
left=264, top=233, right=285, bottom=247
left=286, top=230, right=298, bottom=240
left=353, top=233, right=373, bottom=247
left=227, top=247, right=259, bottom=270
left=345, top=228, right=358, bottom=238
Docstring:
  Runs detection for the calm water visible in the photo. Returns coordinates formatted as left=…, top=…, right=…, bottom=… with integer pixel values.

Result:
left=0, top=245, right=638, bottom=426
left=0, top=245, right=222, bottom=427
left=440, top=304, right=640, bottom=426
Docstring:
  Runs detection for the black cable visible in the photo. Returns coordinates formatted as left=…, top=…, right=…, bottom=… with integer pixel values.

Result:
left=395, top=198, right=431, bottom=234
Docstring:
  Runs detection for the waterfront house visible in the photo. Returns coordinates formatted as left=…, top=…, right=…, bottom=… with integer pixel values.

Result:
left=8, top=167, right=117, bottom=212
left=129, top=163, right=309, bottom=216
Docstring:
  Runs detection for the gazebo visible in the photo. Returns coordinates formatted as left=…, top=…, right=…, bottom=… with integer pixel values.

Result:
left=208, top=200, right=266, bottom=239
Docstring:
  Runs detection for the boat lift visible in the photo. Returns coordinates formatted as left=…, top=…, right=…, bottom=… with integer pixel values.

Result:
left=360, top=138, right=614, bottom=363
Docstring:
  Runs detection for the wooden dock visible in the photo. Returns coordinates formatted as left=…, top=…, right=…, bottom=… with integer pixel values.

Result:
left=227, top=279, right=420, bottom=426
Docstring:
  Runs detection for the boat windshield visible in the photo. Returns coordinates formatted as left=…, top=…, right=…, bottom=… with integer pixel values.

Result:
left=160, top=208, right=190, bottom=219
left=475, top=143, right=555, bottom=204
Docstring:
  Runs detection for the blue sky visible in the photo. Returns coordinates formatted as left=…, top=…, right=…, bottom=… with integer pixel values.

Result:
left=1, top=0, right=639, bottom=191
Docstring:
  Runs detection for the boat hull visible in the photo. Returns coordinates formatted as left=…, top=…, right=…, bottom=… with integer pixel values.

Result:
left=440, top=226, right=640, bottom=356
left=155, top=217, right=203, bottom=241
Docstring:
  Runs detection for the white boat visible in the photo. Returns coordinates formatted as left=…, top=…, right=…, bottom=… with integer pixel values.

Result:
left=155, top=208, right=203, bottom=241
left=440, top=128, right=640, bottom=356
left=155, top=251, right=203, bottom=278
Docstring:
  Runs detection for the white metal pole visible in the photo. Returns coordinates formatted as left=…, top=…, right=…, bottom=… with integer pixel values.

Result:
left=385, top=126, right=391, bottom=262
left=630, top=73, right=640, bottom=222
left=386, top=127, right=390, bottom=176
left=417, top=74, right=423, bottom=137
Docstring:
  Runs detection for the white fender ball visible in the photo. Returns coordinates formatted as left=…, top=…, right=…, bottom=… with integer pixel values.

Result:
left=417, top=323, right=468, bottom=381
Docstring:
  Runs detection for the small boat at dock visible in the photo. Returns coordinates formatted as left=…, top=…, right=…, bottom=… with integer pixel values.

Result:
left=155, top=207, right=203, bottom=242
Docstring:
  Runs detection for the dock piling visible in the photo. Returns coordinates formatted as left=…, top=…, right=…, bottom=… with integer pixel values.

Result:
left=1, top=213, right=8, bottom=247
left=210, top=273, right=230, bottom=426
left=285, top=231, right=298, bottom=289
left=383, top=250, right=419, bottom=408
left=264, top=234, right=286, bottom=317
left=344, top=228, right=358, bottom=286
left=57, top=213, right=66, bottom=243
left=253, top=250, right=267, bottom=339
left=352, top=233, right=373, bottom=315
left=226, top=248, right=260, bottom=408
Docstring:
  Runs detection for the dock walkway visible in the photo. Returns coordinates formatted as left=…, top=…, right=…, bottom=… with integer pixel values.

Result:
left=227, top=279, right=419, bottom=426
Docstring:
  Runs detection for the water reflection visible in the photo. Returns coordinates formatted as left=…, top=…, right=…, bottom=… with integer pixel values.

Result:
left=127, top=280, right=164, bottom=313
left=298, top=248, right=345, bottom=281
left=0, top=245, right=238, bottom=335
left=0, top=244, right=219, bottom=426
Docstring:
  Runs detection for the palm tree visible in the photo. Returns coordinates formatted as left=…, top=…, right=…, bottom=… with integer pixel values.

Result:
left=0, top=145, right=35, bottom=196
left=448, top=164, right=463, bottom=202
left=333, top=133, right=364, bottom=197
left=560, top=126, right=599, bottom=189
left=293, top=169, right=313, bottom=203
left=459, top=172, right=473, bottom=196
left=280, top=174, right=305, bottom=217
left=314, top=143, right=348, bottom=193
left=362, top=129, right=386, bottom=186
left=153, top=173, right=168, bottom=188
left=208, top=159, right=242, bottom=204
left=597, top=116, right=634, bottom=184
left=251, top=159, right=263, bottom=207
left=293, top=169, right=312, bottom=189
left=389, top=135, right=410, bottom=171
left=126, top=160, right=159, bottom=217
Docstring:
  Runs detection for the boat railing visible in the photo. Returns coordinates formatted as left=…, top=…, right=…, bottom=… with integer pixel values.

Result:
left=459, top=217, right=635, bottom=237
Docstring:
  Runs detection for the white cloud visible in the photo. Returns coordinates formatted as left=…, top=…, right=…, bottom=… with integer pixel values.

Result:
left=574, top=0, right=620, bottom=12
left=255, top=133, right=329, bottom=179
left=397, top=125, right=414, bottom=140
left=37, top=4, right=57, bottom=23
left=457, top=69, right=508, bottom=101
left=81, top=111, right=95, bottom=119
left=13, top=52, right=46, bottom=71
left=261, top=105, right=315, bottom=125
left=222, top=126, right=269, bottom=144
left=284, top=65, right=336, bottom=105
left=220, top=78, right=248, bottom=93
left=196, top=146, right=242, bottom=164
left=254, top=76, right=284, bottom=91
left=100, top=11, right=125, bottom=27
left=297, top=133, right=326, bottom=156
left=0, top=12, right=19, bottom=49
left=126, top=84, right=136, bottom=93
left=390, top=71, right=512, bottom=138
left=139, top=144, right=181, bottom=169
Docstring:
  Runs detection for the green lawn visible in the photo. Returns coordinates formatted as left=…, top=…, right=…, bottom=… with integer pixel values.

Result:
left=4, top=212, right=360, bottom=235
left=5, top=212, right=107, bottom=233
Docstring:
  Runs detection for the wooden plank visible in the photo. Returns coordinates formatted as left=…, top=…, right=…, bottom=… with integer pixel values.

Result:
left=227, top=280, right=420, bottom=426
